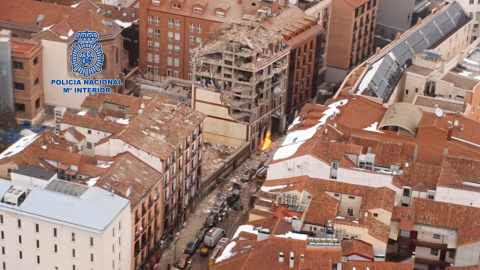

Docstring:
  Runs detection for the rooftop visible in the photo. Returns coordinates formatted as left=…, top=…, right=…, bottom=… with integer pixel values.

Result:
left=12, top=166, right=56, bottom=181
left=10, top=38, right=39, bottom=53
left=413, top=95, right=466, bottom=114
left=0, top=179, right=129, bottom=231
left=441, top=72, right=479, bottom=90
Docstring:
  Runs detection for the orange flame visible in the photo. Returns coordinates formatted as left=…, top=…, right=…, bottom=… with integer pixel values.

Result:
left=260, top=131, right=272, bottom=151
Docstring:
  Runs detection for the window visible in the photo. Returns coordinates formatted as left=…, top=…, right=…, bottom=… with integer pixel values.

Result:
left=17, top=219, right=21, bottom=228
left=403, top=188, right=411, bottom=197
left=148, top=41, right=153, bottom=50
left=13, top=61, right=23, bottom=69
left=34, top=77, right=39, bottom=86
left=174, top=58, right=180, bottom=67
left=1, top=246, right=4, bottom=255
left=168, top=44, right=173, bottom=53
left=36, top=239, right=40, bottom=248
left=18, top=235, right=22, bottom=244
left=332, top=161, right=339, bottom=169
left=168, top=57, right=173, bottom=66
left=347, top=208, right=354, bottom=216
left=196, top=37, right=201, bottom=46
left=72, top=249, right=75, bottom=258
left=87, top=142, right=93, bottom=149
left=175, top=33, right=180, bottom=42
left=34, top=57, right=38, bottom=65
left=373, top=213, right=378, bottom=217
left=154, top=29, right=160, bottom=38
left=174, top=46, right=180, bottom=55
left=71, top=233, right=75, bottom=242
left=168, top=32, right=173, bottom=41
left=35, top=98, right=40, bottom=109
left=449, top=250, right=456, bottom=259
left=190, top=23, right=195, bottom=32
left=119, top=221, right=122, bottom=230
left=54, top=244, right=57, bottom=253
left=167, top=69, right=172, bottom=77
left=73, top=265, right=76, bottom=270
left=188, top=74, right=193, bottom=81
left=148, top=28, right=153, bottom=37
left=90, top=237, right=94, bottom=247
left=348, top=196, right=355, bottom=200
left=155, top=17, right=160, bottom=25
left=35, top=223, right=39, bottom=233
left=189, top=61, right=193, bottom=69
left=148, top=15, right=153, bottom=24
left=0, top=215, right=3, bottom=224
left=334, top=193, right=340, bottom=197
left=154, top=54, right=160, bottom=63
left=175, top=20, right=180, bottom=29
left=433, top=234, right=441, bottom=239
left=91, top=253, right=94, bottom=262
left=154, top=42, right=160, bottom=51
left=194, top=7, right=202, bottom=13
left=112, top=228, right=115, bottom=237
left=174, top=71, right=179, bottom=78
left=189, top=48, right=194, bottom=57
left=172, top=3, right=180, bottom=8
left=154, top=67, right=159, bottom=75
left=0, top=231, right=3, bottom=240
left=37, top=255, right=40, bottom=264
left=19, top=251, right=22, bottom=259
left=53, top=228, right=57, bottom=237
left=430, top=248, right=439, bottom=256
left=112, top=243, right=115, bottom=252
left=216, top=11, right=225, bottom=17
left=14, top=82, right=24, bottom=90
left=470, top=0, right=474, bottom=4
left=147, top=53, right=153, bottom=62
left=168, top=19, right=173, bottom=28
left=197, top=24, right=202, bottom=34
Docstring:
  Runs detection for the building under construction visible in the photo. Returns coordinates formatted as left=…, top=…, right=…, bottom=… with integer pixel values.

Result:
left=192, top=22, right=289, bottom=149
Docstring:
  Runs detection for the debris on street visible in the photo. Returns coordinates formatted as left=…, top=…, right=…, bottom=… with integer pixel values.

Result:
left=201, top=142, right=237, bottom=179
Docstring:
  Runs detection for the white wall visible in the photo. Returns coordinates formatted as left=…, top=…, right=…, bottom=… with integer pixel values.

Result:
left=0, top=202, right=131, bottom=270
left=336, top=168, right=394, bottom=188
left=436, top=186, right=480, bottom=208
left=455, top=242, right=480, bottom=267
left=266, top=156, right=331, bottom=181
left=10, top=173, right=55, bottom=188
left=42, top=40, right=88, bottom=109
left=404, top=72, right=429, bottom=103
left=455, top=0, right=479, bottom=43
left=108, top=139, right=163, bottom=173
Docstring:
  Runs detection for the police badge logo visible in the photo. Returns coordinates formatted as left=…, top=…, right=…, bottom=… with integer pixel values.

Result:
left=69, top=30, right=104, bottom=78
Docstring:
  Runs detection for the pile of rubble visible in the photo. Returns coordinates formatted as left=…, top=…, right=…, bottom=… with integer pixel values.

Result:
left=202, top=142, right=238, bottom=177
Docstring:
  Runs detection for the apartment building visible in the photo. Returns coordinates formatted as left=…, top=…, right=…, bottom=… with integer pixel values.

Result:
left=376, top=0, right=431, bottom=40
left=335, top=1, right=471, bottom=107
left=326, top=0, right=379, bottom=82
left=0, top=175, right=131, bottom=270
left=266, top=7, right=328, bottom=118
left=191, top=22, right=289, bottom=148
left=259, top=93, right=480, bottom=269
left=0, top=93, right=205, bottom=269
left=456, top=0, right=480, bottom=43
left=0, top=0, right=129, bottom=110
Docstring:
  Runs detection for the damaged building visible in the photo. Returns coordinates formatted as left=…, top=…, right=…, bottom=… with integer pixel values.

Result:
left=192, top=22, right=290, bottom=149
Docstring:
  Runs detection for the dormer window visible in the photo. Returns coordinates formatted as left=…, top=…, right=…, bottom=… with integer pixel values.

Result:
left=172, top=3, right=180, bottom=9
left=216, top=11, right=225, bottom=17
left=194, top=7, right=203, bottom=13
left=151, top=0, right=160, bottom=4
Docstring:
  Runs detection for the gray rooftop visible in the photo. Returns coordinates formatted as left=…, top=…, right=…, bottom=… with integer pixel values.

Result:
left=12, top=166, right=56, bottom=181
left=0, top=179, right=130, bottom=232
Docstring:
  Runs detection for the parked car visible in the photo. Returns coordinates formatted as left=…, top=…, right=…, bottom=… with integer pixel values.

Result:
left=176, top=254, right=190, bottom=269
left=211, top=197, right=226, bottom=214
left=204, top=227, right=227, bottom=248
left=204, top=213, right=217, bottom=228
left=196, top=228, right=208, bottom=242
left=227, top=183, right=242, bottom=206
left=256, top=165, right=268, bottom=180
left=241, top=169, right=255, bottom=182
left=184, top=237, right=201, bottom=255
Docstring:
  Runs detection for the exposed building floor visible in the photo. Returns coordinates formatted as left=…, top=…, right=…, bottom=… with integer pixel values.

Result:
left=201, top=142, right=238, bottom=180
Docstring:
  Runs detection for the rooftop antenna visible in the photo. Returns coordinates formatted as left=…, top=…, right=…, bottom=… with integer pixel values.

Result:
left=435, top=107, right=444, bottom=118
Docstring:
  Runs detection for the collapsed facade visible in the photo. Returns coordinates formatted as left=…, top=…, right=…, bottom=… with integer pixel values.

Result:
left=192, top=22, right=290, bottom=148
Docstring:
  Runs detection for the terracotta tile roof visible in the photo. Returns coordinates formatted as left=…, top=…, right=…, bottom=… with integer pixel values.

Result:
left=81, top=93, right=143, bottom=110
left=341, top=240, right=374, bottom=260
left=457, top=214, right=480, bottom=246
left=446, top=266, right=479, bottom=270
left=62, top=112, right=126, bottom=134
left=341, top=261, right=414, bottom=270
left=304, top=196, right=339, bottom=226
left=94, top=152, right=163, bottom=207
left=37, top=148, right=86, bottom=166
left=0, top=0, right=121, bottom=37
left=360, top=187, right=396, bottom=213
left=393, top=162, right=440, bottom=191
left=147, top=0, right=244, bottom=24
left=399, top=219, right=414, bottom=231
left=350, top=136, right=410, bottom=167
left=392, top=198, right=480, bottom=229
left=211, top=236, right=343, bottom=270
left=60, top=128, right=86, bottom=143
left=247, top=216, right=293, bottom=236
left=77, top=163, right=109, bottom=177
left=274, top=205, right=304, bottom=219
left=114, top=94, right=205, bottom=160
left=437, top=156, right=480, bottom=192
left=10, top=38, right=38, bottom=53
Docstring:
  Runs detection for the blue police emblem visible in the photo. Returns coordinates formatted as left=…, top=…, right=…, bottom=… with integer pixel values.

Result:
left=70, top=30, right=104, bottom=78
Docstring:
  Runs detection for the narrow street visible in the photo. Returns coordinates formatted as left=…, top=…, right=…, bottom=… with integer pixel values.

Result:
left=155, top=138, right=280, bottom=270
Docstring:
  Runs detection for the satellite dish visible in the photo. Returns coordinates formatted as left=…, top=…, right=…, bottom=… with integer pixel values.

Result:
left=435, top=107, right=443, bottom=118
left=454, top=120, right=459, bottom=127
left=141, top=103, right=145, bottom=109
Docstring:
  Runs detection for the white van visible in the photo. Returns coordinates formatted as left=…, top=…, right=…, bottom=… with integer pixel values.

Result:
left=204, top=227, right=226, bottom=248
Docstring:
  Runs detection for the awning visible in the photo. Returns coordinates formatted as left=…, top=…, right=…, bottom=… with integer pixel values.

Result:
left=58, top=164, right=70, bottom=170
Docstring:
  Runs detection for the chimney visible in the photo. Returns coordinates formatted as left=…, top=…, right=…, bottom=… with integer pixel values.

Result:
left=300, top=254, right=305, bottom=261
left=375, top=47, right=381, bottom=55
left=396, top=33, right=401, bottom=41
left=238, top=0, right=242, bottom=4
left=289, top=252, right=294, bottom=268
left=439, top=59, right=446, bottom=73
left=447, top=127, right=453, bottom=141
left=279, top=252, right=284, bottom=263
left=417, top=18, right=422, bottom=26
left=284, top=0, right=289, bottom=9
